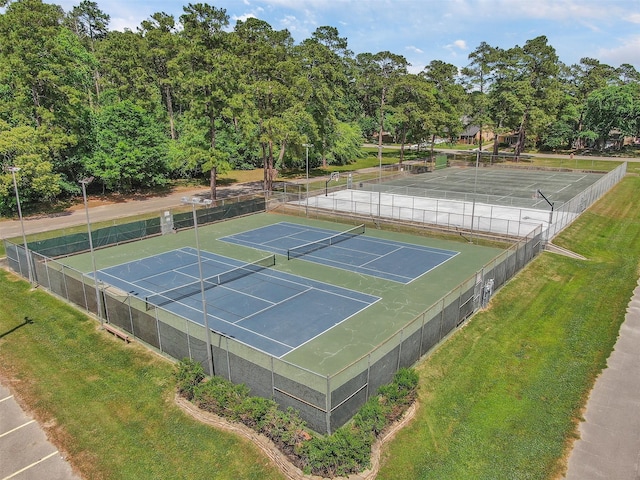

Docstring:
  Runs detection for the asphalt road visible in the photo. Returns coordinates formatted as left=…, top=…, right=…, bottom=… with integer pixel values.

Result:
left=0, top=183, right=262, bottom=240
left=0, top=382, right=81, bottom=480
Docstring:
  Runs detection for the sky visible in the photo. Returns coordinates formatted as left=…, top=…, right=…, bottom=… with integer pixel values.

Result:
left=51, top=0, right=640, bottom=73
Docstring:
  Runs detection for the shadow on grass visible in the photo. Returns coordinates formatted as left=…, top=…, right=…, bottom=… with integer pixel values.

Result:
left=0, top=316, right=34, bottom=339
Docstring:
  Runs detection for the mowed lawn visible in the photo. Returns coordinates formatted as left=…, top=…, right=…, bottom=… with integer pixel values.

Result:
left=378, top=176, right=640, bottom=479
left=0, top=176, right=639, bottom=479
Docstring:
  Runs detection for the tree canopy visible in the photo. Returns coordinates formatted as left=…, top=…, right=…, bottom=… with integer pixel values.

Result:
left=1, top=0, right=639, bottom=213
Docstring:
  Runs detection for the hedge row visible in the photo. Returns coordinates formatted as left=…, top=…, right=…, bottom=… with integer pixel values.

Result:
left=175, top=359, right=418, bottom=478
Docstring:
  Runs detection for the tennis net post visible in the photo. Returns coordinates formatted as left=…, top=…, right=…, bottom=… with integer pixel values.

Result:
left=287, top=224, right=365, bottom=261
left=145, top=254, right=276, bottom=310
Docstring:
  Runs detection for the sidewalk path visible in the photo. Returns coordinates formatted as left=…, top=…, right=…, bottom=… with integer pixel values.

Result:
left=564, top=278, right=640, bottom=479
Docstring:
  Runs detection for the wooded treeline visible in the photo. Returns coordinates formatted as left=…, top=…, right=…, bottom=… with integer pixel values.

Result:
left=1, top=0, right=639, bottom=214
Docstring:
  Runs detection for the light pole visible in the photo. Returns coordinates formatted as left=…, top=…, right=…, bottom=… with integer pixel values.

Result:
left=7, top=167, right=33, bottom=285
left=80, top=177, right=102, bottom=326
left=182, top=196, right=214, bottom=376
left=470, top=149, right=480, bottom=243
left=302, top=143, right=312, bottom=215
left=378, top=143, right=382, bottom=217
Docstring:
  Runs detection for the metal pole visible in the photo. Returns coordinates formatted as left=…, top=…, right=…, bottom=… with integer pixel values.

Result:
left=303, top=144, right=312, bottom=216
left=81, top=177, right=103, bottom=326
left=80, top=177, right=104, bottom=327
left=378, top=144, right=382, bottom=217
left=470, top=150, right=480, bottom=242
left=8, top=167, right=33, bottom=285
left=186, top=199, right=215, bottom=376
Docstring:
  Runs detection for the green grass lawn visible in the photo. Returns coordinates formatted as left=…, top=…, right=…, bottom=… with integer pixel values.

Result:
left=377, top=176, right=640, bottom=479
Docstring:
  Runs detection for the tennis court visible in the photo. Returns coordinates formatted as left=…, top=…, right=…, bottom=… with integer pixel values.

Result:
left=220, top=222, right=459, bottom=283
left=358, top=167, right=605, bottom=207
left=298, top=167, right=608, bottom=238
left=94, top=247, right=379, bottom=357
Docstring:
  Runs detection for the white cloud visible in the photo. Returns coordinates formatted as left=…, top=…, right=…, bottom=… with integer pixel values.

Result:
left=481, top=0, right=614, bottom=22
left=408, top=63, right=426, bottom=74
left=627, top=13, right=640, bottom=23
left=232, top=13, right=258, bottom=22
left=444, top=39, right=467, bottom=52
left=279, top=14, right=299, bottom=31
left=406, top=46, right=424, bottom=54
left=597, top=35, right=640, bottom=67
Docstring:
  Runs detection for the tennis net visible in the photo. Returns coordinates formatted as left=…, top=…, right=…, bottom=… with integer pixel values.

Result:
left=145, top=254, right=276, bottom=310
left=287, top=224, right=365, bottom=261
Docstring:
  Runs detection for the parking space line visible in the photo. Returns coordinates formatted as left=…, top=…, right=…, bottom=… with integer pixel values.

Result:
left=0, top=395, right=14, bottom=403
left=0, top=419, right=35, bottom=438
left=2, top=450, right=59, bottom=480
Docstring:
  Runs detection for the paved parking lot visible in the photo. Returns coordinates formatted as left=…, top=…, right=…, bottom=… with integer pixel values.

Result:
left=0, top=382, right=80, bottom=480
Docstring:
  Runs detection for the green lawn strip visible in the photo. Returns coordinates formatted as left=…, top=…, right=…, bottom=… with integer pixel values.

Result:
left=0, top=274, right=284, bottom=480
left=377, top=176, right=640, bottom=479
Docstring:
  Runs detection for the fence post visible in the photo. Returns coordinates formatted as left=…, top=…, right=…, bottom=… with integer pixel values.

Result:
left=326, top=375, right=332, bottom=435
left=271, top=357, right=275, bottom=400
left=397, top=328, right=404, bottom=370
left=365, top=353, right=371, bottom=399
left=226, top=336, right=231, bottom=381
left=185, top=318, right=193, bottom=360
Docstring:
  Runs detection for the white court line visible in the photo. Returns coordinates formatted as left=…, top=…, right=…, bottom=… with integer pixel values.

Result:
left=0, top=420, right=35, bottom=439
left=2, top=450, right=59, bottom=480
left=0, top=395, right=14, bottom=403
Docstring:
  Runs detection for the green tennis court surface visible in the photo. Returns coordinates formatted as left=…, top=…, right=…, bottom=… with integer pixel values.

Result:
left=356, top=168, right=605, bottom=207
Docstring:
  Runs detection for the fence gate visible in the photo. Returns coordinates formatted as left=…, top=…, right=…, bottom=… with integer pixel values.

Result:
left=473, top=269, right=484, bottom=311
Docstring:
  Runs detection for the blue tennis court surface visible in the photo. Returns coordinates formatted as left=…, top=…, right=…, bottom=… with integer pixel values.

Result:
left=220, top=222, right=459, bottom=283
left=95, top=248, right=379, bottom=357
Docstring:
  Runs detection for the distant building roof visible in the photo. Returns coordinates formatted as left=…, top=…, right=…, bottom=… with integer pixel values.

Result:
left=460, top=125, right=481, bottom=137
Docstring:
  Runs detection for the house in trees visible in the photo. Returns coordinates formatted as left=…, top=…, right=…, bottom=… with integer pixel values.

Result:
left=458, top=125, right=494, bottom=145
left=496, top=131, right=519, bottom=147
left=373, top=130, right=395, bottom=143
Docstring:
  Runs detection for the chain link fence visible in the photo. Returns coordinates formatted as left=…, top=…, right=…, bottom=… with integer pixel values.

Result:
left=271, top=163, right=627, bottom=243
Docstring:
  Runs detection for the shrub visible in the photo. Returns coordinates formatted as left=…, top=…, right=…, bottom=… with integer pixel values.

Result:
left=259, top=406, right=308, bottom=454
left=352, top=396, right=388, bottom=436
left=175, top=361, right=419, bottom=478
left=378, top=368, right=419, bottom=423
left=301, top=426, right=372, bottom=477
left=192, top=376, right=249, bottom=417
left=174, top=358, right=205, bottom=400
left=235, top=396, right=276, bottom=430
left=378, top=368, right=419, bottom=405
